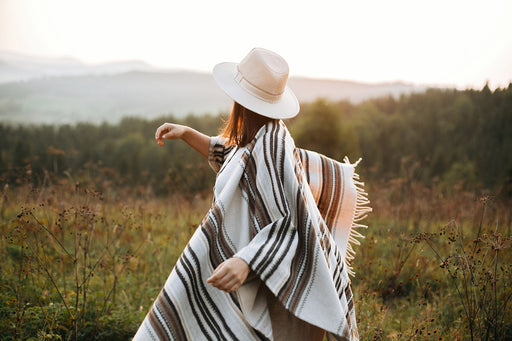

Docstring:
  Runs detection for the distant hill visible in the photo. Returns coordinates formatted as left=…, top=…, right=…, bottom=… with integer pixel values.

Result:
left=0, top=50, right=155, bottom=83
left=0, top=51, right=428, bottom=125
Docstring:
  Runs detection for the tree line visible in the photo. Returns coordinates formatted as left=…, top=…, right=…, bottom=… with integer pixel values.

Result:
left=1, top=84, right=511, bottom=198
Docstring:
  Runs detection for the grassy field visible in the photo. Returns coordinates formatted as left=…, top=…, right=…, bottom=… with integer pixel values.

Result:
left=1, top=178, right=511, bottom=340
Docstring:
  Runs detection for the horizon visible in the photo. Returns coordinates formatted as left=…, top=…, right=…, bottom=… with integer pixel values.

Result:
left=0, top=49, right=506, bottom=91
left=1, top=0, right=511, bottom=90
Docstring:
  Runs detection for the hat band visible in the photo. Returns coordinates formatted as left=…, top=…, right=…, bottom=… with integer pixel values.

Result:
left=235, top=67, right=283, bottom=104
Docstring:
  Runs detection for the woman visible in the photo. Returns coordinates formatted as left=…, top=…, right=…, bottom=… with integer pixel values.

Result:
left=133, top=48, right=369, bottom=340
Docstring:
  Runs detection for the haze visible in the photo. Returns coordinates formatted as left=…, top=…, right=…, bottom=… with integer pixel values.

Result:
left=1, top=0, right=511, bottom=89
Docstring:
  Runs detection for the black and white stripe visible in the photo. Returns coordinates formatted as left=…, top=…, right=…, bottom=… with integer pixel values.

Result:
left=133, top=120, right=367, bottom=340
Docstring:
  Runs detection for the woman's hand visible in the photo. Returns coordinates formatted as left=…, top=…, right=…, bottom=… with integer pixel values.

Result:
left=207, top=257, right=250, bottom=293
left=155, top=123, right=188, bottom=146
left=154, top=122, right=210, bottom=158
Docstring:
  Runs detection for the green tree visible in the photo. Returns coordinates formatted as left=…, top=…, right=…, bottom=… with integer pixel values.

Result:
left=290, top=99, right=359, bottom=161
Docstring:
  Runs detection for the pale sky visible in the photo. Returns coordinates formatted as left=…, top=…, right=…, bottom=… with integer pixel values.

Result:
left=1, top=0, right=511, bottom=89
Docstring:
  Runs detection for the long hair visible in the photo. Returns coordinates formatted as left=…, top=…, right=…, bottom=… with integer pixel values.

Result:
left=220, top=102, right=277, bottom=147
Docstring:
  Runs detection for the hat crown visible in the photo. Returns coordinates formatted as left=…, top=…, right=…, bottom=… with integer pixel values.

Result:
left=212, top=47, right=299, bottom=119
left=237, top=48, right=289, bottom=98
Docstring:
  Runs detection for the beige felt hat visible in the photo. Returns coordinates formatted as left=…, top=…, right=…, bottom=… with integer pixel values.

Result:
left=213, top=48, right=300, bottom=119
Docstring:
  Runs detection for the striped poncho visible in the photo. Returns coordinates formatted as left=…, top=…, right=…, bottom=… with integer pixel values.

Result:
left=134, top=120, right=371, bottom=340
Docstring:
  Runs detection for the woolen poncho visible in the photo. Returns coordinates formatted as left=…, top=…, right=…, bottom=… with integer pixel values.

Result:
left=133, top=120, right=371, bottom=340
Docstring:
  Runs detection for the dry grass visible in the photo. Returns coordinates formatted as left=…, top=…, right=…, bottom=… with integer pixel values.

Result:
left=1, top=177, right=511, bottom=340
left=352, top=180, right=512, bottom=340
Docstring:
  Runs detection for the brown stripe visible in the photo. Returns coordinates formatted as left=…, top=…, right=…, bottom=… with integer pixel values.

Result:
left=148, top=305, right=170, bottom=340
left=202, top=204, right=234, bottom=267
left=158, top=289, right=188, bottom=340
left=286, top=182, right=317, bottom=310
left=327, top=161, right=343, bottom=228
left=278, top=188, right=309, bottom=303
left=345, top=285, right=354, bottom=311
left=317, top=156, right=334, bottom=229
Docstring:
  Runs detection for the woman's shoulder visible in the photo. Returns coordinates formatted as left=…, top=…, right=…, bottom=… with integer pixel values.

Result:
left=258, top=120, right=290, bottom=140
left=250, top=120, right=295, bottom=154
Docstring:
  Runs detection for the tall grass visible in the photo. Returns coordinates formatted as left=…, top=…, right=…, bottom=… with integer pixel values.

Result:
left=417, top=210, right=512, bottom=340
left=1, top=180, right=208, bottom=340
left=1, top=176, right=511, bottom=340
left=352, top=179, right=511, bottom=340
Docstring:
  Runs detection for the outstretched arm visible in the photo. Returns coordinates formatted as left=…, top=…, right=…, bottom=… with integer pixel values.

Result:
left=155, top=123, right=210, bottom=158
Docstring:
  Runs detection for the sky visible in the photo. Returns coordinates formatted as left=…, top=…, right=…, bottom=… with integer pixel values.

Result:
left=1, top=0, right=511, bottom=89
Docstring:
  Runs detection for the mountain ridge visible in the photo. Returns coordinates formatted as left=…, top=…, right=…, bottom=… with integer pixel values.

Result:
left=0, top=51, right=429, bottom=125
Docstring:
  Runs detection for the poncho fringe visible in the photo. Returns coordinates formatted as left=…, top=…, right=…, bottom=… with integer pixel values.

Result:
left=342, top=157, right=372, bottom=276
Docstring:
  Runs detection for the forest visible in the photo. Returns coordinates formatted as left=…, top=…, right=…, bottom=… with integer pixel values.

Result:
left=1, top=84, right=512, bottom=199
left=1, top=84, right=511, bottom=340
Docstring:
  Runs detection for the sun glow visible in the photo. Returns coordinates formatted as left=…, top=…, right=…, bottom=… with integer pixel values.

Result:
left=1, top=0, right=511, bottom=89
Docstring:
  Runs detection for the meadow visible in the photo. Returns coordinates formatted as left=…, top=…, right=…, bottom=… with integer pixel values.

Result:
left=1, top=86, right=511, bottom=340
left=1, top=175, right=510, bottom=340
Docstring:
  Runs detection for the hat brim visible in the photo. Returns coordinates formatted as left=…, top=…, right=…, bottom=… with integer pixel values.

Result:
left=213, top=62, right=300, bottom=119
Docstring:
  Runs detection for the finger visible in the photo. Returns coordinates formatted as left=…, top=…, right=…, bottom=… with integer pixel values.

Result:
left=208, top=276, right=230, bottom=290
left=225, top=283, right=240, bottom=293
left=207, top=263, right=227, bottom=283
left=155, top=132, right=163, bottom=143
left=155, top=126, right=164, bottom=140
left=220, top=279, right=242, bottom=293
left=210, top=278, right=235, bottom=292
left=208, top=273, right=236, bottom=290
left=210, top=270, right=241, bottom=291
left=155, top=124, right=169, bottom=139
left=222, top=278, right=241, bottom=291
left=156, top=135, right=164, bottom=146
left=158, top=129, right=168, bottom=140
left=212, top=274, right=235, bottom=288
left=207, top=269, right=227, bottom=285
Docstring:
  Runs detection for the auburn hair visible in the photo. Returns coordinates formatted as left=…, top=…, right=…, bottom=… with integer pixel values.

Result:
left=220, top=102, right=277, bottom=147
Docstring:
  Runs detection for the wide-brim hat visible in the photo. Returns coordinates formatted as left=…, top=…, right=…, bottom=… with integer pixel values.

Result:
left=213, top=47, right=300, bottom=119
